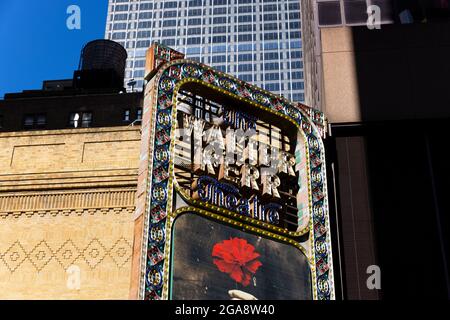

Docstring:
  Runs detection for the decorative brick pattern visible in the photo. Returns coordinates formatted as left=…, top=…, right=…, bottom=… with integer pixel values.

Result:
left=54, top=240, right=81, bottom=269
left=1, top=241, right=28, bottom=273
left=0, top=238, right=132, bottom=273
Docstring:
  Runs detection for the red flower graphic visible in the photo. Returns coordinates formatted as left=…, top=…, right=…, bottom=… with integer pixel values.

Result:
left=212, top=237, right=262, bottom=287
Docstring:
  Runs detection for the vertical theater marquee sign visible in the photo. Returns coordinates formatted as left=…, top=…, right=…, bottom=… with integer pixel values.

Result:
left=133, top=43, right=334, bottom=301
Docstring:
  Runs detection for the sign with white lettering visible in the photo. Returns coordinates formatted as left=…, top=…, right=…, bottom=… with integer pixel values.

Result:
left=138, top=45, right=334, bottom=301
left=174, top=90, right=310, bottom=235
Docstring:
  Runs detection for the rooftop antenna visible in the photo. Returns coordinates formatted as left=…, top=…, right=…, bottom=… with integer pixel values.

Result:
left=127, top=79, right=137, bottom=92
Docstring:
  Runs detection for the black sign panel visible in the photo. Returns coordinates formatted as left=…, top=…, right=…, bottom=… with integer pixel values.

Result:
left=171, top=213, right=312, bottom=300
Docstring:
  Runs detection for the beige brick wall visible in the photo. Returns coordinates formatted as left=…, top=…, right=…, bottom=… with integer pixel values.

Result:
left=0, top=127, right=141, bottom=299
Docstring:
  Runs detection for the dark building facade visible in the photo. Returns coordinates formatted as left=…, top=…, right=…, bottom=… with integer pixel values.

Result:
left=0, top=90, right=142, bottom=132
left=0, top=40, right=143, bottom=132
left=303, top=0, right=450, bottom=300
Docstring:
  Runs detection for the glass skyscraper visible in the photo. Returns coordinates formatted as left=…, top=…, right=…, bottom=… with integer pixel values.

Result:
left=105, top=0, right=305, bottom=102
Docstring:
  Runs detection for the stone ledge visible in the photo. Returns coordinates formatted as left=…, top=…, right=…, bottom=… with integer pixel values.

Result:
left=0, top=126, right=141, bottom=139
left=0, top=206, right=136, bottom=219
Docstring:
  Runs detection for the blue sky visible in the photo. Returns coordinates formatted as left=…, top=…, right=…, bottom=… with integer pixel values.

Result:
left=0, top=0, right=108, bottom=98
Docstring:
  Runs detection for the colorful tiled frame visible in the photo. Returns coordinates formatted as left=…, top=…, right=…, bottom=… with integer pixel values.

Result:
left=140, top=58, right=334, bottom=301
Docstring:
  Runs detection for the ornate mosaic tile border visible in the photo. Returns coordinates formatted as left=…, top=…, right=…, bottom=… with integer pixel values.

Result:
left=141, top=60, right=334, bottom=300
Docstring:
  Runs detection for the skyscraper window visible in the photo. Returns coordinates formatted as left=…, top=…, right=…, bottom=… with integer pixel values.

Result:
left=105, top=0, right=306, bottom=101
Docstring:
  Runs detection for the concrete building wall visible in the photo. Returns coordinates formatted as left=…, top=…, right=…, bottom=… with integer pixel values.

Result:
left=320, top=27, right=361, bottom=123
left=0, top=127, right=141, bottom=299
left=320, top=22, right=450, bottom=123
left=318, top=21, right=450, bottom=298
left=301, top=0, right=324, bottom=111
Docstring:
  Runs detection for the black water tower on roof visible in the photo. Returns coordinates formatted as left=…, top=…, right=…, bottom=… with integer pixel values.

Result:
left=74, top=39, right=128, bottom=91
